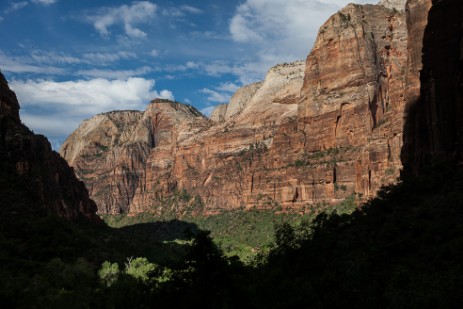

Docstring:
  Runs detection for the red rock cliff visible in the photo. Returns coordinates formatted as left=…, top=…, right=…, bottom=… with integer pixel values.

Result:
left=61, top=1, right=427, bottom=216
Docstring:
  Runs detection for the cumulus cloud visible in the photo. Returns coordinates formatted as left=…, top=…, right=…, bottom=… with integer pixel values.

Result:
left=11, top=77, right=173, bottom=139
left=88, top=1, right=156, bottom=38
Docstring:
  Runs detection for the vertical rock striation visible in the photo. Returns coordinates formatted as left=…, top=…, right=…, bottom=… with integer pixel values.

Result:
left=298, top=3, right=408, bottom=199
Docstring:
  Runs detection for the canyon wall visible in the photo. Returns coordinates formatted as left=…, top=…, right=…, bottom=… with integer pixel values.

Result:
left=61, top=1, right=420, bottom=215
left=0, top=73, right=99, bottom=221
left=402, top=0, right=463, bottom=174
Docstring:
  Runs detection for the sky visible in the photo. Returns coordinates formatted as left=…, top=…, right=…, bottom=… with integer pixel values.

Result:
left=0, top=0, right=377, bottom=149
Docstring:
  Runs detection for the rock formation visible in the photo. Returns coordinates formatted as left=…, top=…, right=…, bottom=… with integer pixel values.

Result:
left=209, top=104, right=227, bottom=123
left=61, top=1, right=420, bottom=216
left=0, top=73, right=99, bottom=221
left=298, top=3, right=408, bottom=203
left=402, top=0, right=463, bottom=174
left=60, top=99, right=211, bottom=214
left=379, top=0, right=407, bottom=11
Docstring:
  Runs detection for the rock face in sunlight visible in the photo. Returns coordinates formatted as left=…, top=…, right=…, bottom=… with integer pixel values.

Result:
left=297, top=3, right=408, bottom=203
left=379, top=0, right=407, bottom=11
left=60, top=99, right=211, bottom=214
left=60, top=1, right=429, bottom=215
left=0, top=73, right=99, bottom=221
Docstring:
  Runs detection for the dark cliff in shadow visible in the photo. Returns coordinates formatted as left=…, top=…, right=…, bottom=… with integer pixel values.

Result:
left=402, top=0, right=463, bottom=175
left=0, top=72, right=99, bottom=222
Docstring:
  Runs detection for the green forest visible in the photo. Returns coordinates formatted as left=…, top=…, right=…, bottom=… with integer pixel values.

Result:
left=2, top=160, right=463, bottom=308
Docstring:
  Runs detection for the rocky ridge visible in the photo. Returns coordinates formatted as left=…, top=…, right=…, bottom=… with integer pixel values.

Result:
left=61, top=0, right=424, bottom=215
left=0, top=73, right=99, bottom=221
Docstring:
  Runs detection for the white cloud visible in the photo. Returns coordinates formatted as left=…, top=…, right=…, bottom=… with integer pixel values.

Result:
left=199, top=81, right=241, bottom=106
left=21, top=114, right=82, bottom=139
left=0, top=51, right=65, bottom=74
left=30, top=50, right=81, bottom=65
left=162, top=5, right=202, bottom=17
left=180, top=5, right=202, bottom=14
left=31, top=0, right=58, bottom=5
left=185, top=61, right=199, bottom=69
left=77, top=67, right=151, bottom=79
left=202, top=60, right=274, bottom=85
left=88, top=1, right=156, bottom=38
left=159, top=89, right=174, bottom=100
left=200, top=88, right=231, bottom=103
left=11, top=77, right=174, bottom=138
left=5, top=2, right=29, bottom=14
left=216, top=82, right=240, bottom=93
left=83, top=51, right=136, bottom=64
left=0, top=49, right=138, bottom=72
left=230, top=14, right=262, bottom=43
left=150, top=49, right=159, bottom=57
left=200, top=106, right=215, bottom=117
left=161, top=7, right=184, bottom=17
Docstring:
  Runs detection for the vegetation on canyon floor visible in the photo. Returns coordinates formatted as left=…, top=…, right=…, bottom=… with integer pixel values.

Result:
left=2, top=160, right=463, bottom=308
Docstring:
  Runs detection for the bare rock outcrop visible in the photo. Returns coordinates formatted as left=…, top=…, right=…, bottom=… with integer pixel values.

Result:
left=379, top=0, right=407, bottom=11
left=224, top=82, right=263, bottom=120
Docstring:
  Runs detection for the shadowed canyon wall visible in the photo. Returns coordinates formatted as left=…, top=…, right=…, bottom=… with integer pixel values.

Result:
left=0, top=73, right=99, bottom=221
left=402, top=0, right=463, bottom=174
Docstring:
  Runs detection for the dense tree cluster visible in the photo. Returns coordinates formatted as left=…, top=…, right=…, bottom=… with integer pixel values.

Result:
left=1, top=163, right=463, bottom=308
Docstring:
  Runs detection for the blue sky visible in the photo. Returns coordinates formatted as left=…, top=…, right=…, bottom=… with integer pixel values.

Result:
left=0, top=0, right=377, bottom=149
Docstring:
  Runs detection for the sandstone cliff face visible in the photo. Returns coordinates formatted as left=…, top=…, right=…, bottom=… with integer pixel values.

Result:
left=60, top=99, right=211, bottom=214
left=0, top=73, right=99, bottom=221
left=297, top=3, right=408, bottom=200
left=210, top=104, right=227, bottom=123
left=224, top=82, right=263, bottom=120
left=62, top=1, right=420, bottom=215
left=402, top=0, right=463, bottom=174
